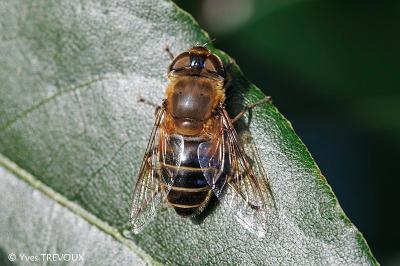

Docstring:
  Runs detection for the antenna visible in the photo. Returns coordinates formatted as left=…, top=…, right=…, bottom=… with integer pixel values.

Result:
left=202, top=38, right=216, bottom=47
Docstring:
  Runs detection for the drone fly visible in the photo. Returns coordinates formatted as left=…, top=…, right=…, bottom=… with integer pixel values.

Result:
left=130, top=45, right=274, bottom=235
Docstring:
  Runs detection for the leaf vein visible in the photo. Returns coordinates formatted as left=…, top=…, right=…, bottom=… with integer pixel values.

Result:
left=0, top=76, right=108, bottom=132
left=72, top=140, right=129, bottom=198
left=0, top=153, right=160, bottom=266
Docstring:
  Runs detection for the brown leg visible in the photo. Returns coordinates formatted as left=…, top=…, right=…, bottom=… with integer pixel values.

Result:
left=138, top=97, right=161, bottom=116
left=165, top=45, right=175, bottom=60
left=231, top=96, right=272, bottom=124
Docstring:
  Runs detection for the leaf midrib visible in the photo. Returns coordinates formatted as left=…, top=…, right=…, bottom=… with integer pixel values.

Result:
left=0, top=152, right=159, bottom=266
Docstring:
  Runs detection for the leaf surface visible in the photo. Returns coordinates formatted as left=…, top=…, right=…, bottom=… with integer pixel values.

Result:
left=0, top=0, right=377, bottom=265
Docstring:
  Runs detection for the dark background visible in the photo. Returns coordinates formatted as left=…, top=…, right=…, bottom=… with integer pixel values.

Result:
left=174, top=0, right=400, bottom=264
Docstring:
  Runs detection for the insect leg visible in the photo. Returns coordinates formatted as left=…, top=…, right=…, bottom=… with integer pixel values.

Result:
left=231, top=96, right=272, bottom=124
left=138, top=97, right=162, bottom=116
left=165, top=45, right=175, bottom=60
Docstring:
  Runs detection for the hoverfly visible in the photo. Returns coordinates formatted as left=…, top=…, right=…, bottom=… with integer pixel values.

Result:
left=130, top=45, right=274, bottom=235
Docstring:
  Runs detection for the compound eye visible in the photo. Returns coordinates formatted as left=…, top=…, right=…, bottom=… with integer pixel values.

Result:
left=204, top=58, right=218, bottom=73
left=204, top=55, right=225, bottom=78
left=169, top=52, right=190, bottom=71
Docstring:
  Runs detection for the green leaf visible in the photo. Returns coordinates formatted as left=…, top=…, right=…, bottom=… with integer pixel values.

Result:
left=0, top=156, right=154, bottom=265
left=0, top=0, right=377, bottom=265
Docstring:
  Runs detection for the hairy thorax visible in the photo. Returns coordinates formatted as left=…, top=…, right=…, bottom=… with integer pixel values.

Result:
left=165, top=76, right=224, bottom=136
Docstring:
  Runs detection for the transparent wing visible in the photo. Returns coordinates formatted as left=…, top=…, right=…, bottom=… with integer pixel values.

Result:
left=198, top=126, right=227, bottom=197
left=199, top=107, right=275, bottom=237
left=160, top=133, right=184, bottom=191
left=221, top=107, right=276, bottom=237
left=130, top=107, right=166, bottom=234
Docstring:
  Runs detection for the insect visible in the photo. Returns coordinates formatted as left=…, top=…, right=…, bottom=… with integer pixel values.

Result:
left=130, top=45, right=274, bottom=235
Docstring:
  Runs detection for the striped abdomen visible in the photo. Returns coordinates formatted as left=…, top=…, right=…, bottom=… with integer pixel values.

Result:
left=162, top=136, right=212, bottom=216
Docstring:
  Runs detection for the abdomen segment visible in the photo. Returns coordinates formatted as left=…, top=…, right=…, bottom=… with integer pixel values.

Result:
left=162, top=136, right=212, bottom=216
